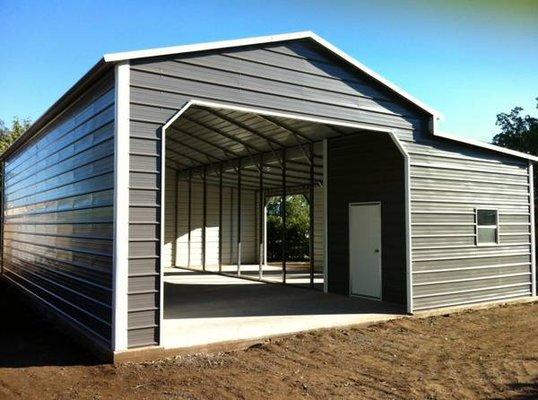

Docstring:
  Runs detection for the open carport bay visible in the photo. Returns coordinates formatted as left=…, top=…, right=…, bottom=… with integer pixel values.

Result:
left=162, top=267, right=403, bottom=349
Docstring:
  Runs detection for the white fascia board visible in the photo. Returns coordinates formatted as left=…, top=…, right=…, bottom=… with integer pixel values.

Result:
left=104, top=31, right=441, bottom=118
left=434, top=131, right=538, bottom=163
left=104, top=31, right=314, bottom=62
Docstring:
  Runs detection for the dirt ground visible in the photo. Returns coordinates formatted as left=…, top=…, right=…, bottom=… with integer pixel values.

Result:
left=0, top=281, right=536, bottom=400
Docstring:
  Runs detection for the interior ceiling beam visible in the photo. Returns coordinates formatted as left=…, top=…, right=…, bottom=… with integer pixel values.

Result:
left=166, top=145, right=202, bottom=166
left=165, top=155, right=189, bottom=169
left=182, top=113, right=263, bottom=172
left=170, top=125, right=240, bottom=160
left=167, top=135, right=221, bottom=164
left=256, top=114, right=313, bottom=144
left=181, top=166, right=309, bottom=187
left=204, top=108, right=287, bottom=169
left=172, top=145, right=323, bottom=177
left=205, top=109, right=286, bottom=149
left=182, top=114, right=264, bottom=154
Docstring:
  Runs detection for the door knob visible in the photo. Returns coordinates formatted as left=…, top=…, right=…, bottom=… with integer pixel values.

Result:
left=374, top=249, right=380, bottom=253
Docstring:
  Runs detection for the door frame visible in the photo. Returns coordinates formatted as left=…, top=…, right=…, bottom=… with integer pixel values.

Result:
left=348, top=201, right=382, bottom=301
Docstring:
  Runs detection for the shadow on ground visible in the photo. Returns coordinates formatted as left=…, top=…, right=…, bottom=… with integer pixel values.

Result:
left=0, top=279, right=100, bottom=368
left=163, top=269, right=405, bottom=320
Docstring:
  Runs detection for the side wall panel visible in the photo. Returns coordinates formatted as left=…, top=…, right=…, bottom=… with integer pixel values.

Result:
left=406, top=140, right=533, bottom=310
left=170, top=179, right=257, bottom=268
left=2, top=73, right=115, bottom=349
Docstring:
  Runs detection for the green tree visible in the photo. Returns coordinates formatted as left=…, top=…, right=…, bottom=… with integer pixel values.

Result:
left=266, top=194, right=310, bottom=262
left=0, top=117, right=32, bottom=155
left=492, top=99, right=538, bottom=204
left=492, top=99, right=538, bottom=155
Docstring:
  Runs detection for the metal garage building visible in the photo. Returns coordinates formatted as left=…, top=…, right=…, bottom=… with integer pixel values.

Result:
left=1, top=32, right=536, bottom=360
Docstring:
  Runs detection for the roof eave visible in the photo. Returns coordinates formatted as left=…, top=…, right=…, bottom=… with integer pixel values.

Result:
left=0, top=58, right=110, bottom=162
left=434, top=131, right=538, bottom=163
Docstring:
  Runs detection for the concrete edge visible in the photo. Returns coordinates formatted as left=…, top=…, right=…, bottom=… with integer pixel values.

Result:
left=114, top=296, right=536, bottom=363
left=113, top=315, right=407, bottom=364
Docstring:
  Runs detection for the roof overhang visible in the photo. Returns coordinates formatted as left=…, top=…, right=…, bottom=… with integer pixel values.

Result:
left=433, top=130, right=538, bottom=163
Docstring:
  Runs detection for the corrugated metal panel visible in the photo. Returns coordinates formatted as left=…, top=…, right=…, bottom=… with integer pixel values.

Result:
left=127, top=40, right=426, bottom=348
left=407, top=141, right=533, bottom=310
left=327, top=132, right=406, bottom=304
left=173, top=179, right=257, bottom=268
left=313, top=185, right=325, bottom=270
left=126, top=38, right=534, bottom=348
left=2, top=73, right=115, bottom=347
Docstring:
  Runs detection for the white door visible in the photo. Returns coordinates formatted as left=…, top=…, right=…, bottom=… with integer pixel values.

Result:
left=349, top=203, right=382, bottom=299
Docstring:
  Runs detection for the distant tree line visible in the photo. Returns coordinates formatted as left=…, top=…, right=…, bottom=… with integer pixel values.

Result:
left=266, top=194, right=310, bottom=262
left=0, top=117, right=32, bottom=155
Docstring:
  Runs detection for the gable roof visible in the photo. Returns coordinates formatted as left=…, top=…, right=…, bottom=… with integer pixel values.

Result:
left=2, top=31, right=537, bottom=163
left=104, top=31, right=442, bottom=119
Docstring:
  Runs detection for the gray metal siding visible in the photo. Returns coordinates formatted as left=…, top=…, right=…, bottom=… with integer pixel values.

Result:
left=2, top=73, right=115, bottom=348
left=126, top=38, right=534, bottom=347
left=327, top=133, right=406, bottom=304
left=407, top=140, right=533, bottom=310
left=128, top=40, right=427, bottom=347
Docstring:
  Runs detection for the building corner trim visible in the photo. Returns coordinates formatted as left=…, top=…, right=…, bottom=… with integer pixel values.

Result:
left=530, top=162, right=536, bottom=297
left=387, top=132, right=413, bottom=313
left=112, top=61, right=130, bottom=351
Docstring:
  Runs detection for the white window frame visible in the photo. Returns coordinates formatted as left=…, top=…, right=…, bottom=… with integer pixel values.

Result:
left=475, top=208, right=499, bottom=246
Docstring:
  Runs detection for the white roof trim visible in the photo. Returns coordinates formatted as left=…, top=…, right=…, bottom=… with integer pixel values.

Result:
left=104, top=31, right=442, bottom=118
left=104, top=31, right=538, bottom=163
left=104, top=31, right=313, bottom=62
left=434, top=131, right=538, bottom=162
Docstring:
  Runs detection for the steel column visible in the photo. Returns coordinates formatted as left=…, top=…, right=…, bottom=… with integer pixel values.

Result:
left=187, top=169, right=192, bottom=268
left=282, top=148, right=287, bottom=283
left=174, top=169, right=179, bottom=267
left=259, top=154, right=264, bottom=280
left=237, top=159, right=242, bottom=276
left=202, top=165, right=207, bottom=271
left=219, top=163, right=223, bottom=272
left=309, top=143, right=315, bottom=288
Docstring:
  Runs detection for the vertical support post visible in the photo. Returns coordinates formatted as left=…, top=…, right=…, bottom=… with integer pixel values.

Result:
left=202, top=165, right=207, bottom=271
left=219, top=163, right=223, bottom=273
left=173, top=169, right=179, bottom=267
left=323, top=139, right=328, bottom=293
left=259, top=154, right=264, bottom=280
left=187, top=169, right=192, bottom=268
left=387, top=131, right=413, bottom=312
left=237, top=159, right=242, bottom=276
left=530, top=161, right=536, bottom=297
left=282, top=149, right=287, bottom=283
left=309, top=143, right=315, bottom=288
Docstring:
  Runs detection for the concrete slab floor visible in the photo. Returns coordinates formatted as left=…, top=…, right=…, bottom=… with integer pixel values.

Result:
left=163, top=267, right=405, bottom=349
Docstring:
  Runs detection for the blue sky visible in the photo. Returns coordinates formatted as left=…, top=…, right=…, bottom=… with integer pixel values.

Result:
left=0, top=0, right=536, bottom=142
